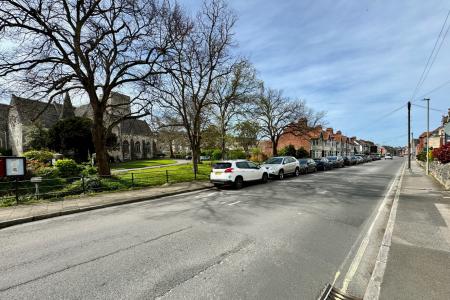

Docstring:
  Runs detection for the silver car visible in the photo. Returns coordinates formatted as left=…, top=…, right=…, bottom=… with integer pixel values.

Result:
left=261, top=156, right=300, bottom=179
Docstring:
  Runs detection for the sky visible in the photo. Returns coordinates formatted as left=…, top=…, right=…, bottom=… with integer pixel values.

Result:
left=1, top=0, right=449, bottom=147
left=183, top=0, right=450, bottom=146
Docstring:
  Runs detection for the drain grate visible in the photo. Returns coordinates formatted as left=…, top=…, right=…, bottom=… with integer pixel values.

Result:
left=318, top=284, right=362, bottom=300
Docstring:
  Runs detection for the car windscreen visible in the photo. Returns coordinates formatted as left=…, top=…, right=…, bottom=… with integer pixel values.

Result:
left=265, top=157, right=283, bottom=164
left=213, top=162, right=232, bottom=169
left=328, top=157, right=337, bottom=160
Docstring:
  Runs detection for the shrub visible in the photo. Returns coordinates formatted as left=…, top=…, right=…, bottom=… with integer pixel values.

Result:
left=54, top=159, right=82, bottom=178
left=432, top=143, right=450, bottom=164
left=295, top=147, right=309, bottom=158
left=279, top=144, right=296, bottom=157
left=211, top=149, right=222, bottom=160
left=35, top=167, right=59, bottom=178
left=0, top=148, right=12, bottom=156
left=23, top=150, right=54, bottom=162
left=227, top=149, right=246, bottom=159
left=82, top=165, right=98, bottom=176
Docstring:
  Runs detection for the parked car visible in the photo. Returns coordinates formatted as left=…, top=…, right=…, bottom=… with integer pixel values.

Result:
left=210, top=160, right=268, bottom=189
left=262, top=156, right=300, bottom=179
left=327, top=156, right=345, bottom=168
left=385, top=153, right=393, bottom=160
left=313, top=157, right=333, bottom=171
left=298, top=158, right=317, bottom=174
left=200, top=156, right=210, bottom=161
left=343, top=156, right=355, bottom=166
left=355, top=156, right=364, bottom=164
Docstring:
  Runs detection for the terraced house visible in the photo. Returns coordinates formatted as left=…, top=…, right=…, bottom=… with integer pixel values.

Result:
left=261, top=122, right=373, bottom=158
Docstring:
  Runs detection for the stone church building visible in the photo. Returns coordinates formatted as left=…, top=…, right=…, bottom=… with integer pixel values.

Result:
left=0, top=92, right=155, bottom=161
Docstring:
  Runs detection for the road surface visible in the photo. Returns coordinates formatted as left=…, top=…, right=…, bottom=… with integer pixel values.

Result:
left=0, top=159, right=403, bottom=299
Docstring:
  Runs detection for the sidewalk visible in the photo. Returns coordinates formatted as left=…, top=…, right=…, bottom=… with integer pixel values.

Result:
left=0, top=181, right=212, bottom=229
left=377, top=161, right=450, bottom=299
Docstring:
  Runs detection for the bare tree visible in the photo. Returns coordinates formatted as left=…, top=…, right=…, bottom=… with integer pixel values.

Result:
left=210, top=60, right=258, bottom=159
left=154, top=0, right=237, bottom=174
left=254, top=87, right=322, bottom=156
left=0, top=0, right=183, bottom=175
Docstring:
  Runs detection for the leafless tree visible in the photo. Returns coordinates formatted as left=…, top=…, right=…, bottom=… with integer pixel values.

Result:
left=254, top=86, right=325, bottom=156
left=0, top=0, right=184, bottom=175
left=210, top=59, right=258, bottom=159
left=153, top=0, right=237, bottom=174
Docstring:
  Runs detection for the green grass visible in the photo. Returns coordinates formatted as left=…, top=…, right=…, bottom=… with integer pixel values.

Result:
left=111, top=159, right=177, bottom=170
left=0, top=162, right=212, bottom=207
left=116, top=162, right=212, bottom=185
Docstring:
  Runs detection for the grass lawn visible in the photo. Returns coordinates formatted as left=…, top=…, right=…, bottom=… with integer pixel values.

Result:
left=1, top=162, right=213, bottom=207
left=111, top=159, right=178, bottom=170
left=116, top=162, right=213, bottom=185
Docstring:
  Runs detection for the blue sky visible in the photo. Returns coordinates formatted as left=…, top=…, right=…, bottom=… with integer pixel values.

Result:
left=184, top=0, right=450, bottom=146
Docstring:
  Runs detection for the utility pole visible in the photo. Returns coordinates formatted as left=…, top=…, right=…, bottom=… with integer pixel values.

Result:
left=408, top=101, right=411, bottom=169
left=423, top=98, right=430, bottom=175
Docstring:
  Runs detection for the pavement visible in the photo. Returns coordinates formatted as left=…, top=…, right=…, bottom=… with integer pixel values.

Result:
left=0, top=159, right=404, bottom=299
left=375, top=161, right=450, bottom=300
left=0, top=181, right=212, bottom=229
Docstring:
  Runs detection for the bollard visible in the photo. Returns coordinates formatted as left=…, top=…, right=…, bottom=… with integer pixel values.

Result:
left=166, top=170, right=169, bottom=184
left=15, top=178, right=19, bottom=205
left=131, top=173, right=134, bottom=187
left=81, top=175, right=86, bottom=194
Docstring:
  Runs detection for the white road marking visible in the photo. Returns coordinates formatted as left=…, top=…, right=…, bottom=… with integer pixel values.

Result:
left=332, top=161, right=405, bottom=293
left=363, top=162, right=406, bottom=299
left=228, top=201, right=241, bottom=206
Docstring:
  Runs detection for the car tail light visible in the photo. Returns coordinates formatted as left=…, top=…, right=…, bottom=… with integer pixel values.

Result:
left=224, top=167, right=234, bottom=173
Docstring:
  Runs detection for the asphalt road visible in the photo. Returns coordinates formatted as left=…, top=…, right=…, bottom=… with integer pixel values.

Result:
left=0, top=159, right=404, bottom=300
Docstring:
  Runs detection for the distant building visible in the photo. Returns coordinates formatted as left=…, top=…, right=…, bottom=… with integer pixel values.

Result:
left=0, top=92, right=155, bottom=161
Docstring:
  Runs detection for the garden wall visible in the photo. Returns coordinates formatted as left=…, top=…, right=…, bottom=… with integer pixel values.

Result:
left=417, top=160, right=450, bottom=189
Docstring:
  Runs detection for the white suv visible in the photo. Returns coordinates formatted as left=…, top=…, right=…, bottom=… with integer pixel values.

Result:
left=210, top=160, right=269, bottom=189
left=261, top=156, right=300, bottom=179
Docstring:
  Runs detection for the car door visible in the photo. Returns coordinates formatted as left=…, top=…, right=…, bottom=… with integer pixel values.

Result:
left=308, top=159, right=315, bottom=172
left=284, top=157, right=294, bottom=174
left=235, top=161, right=249, bottom=181
left=246, top=161, right=261, bottom=181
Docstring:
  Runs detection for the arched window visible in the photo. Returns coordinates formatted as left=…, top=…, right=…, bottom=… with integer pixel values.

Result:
left=135, top=141, right=141, bottom=153
left=122, top=140, right=130, bottom=157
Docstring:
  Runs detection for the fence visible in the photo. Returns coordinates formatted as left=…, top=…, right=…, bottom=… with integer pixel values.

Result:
left=0, top=169, right=210, bottom=207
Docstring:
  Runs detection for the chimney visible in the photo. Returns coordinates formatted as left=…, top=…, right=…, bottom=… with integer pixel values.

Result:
left=336, top=130, right=342, bottom=135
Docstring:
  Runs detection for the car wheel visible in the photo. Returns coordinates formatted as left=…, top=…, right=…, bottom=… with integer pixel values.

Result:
left=214, top=183, right=222, bottom=188
left=234, top=176, right=244, bottom=189
left=278, top=169, right=284, bottom=180
left=261, top=173, right=268, bottom=183
left=295, top=167, right=300, bottom=177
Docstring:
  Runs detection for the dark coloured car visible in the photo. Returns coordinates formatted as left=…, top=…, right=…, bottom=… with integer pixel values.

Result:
left=298, top=158, right=317, bottom=174
left=327, top=156, right=344, bottom=168
left=343, top=156, right=352, bottom=166
left=348, top=156, right=358, bottom=165
left=313, top=157, right=332, bottom=171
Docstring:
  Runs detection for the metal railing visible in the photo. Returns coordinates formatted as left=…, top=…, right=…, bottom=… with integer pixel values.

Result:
left=0, top=169, right=210, bottom=207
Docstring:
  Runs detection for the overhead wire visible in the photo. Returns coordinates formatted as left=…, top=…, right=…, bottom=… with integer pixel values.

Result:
left=411, top=10, right=450, bottom=100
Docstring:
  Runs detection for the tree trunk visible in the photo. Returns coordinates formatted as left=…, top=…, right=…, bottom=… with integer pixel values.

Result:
left=92, top=111, right=110, bottom=176
left=169, top=140, right=174, bottom=158
left=272, top=138, right=278, bottom=156
left=221, top=131, right=226, bottom=160
left=191, top=142, right=200, bottom=176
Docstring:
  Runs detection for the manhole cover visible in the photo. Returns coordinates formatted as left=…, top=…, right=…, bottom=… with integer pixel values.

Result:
left=318, top=284, right=362, bottom=300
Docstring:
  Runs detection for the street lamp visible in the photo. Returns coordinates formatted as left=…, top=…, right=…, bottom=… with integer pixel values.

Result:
left=423, top=98, right=430, bottom=175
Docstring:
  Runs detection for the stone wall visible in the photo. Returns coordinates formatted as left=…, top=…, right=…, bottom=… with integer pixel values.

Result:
left=417, top=160, right=450, bottom=189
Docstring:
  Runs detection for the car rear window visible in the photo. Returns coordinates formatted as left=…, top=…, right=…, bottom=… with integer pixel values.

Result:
left=213, top=162, right=232, bottom=169
left=298, top=159, right=308, bottom=164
